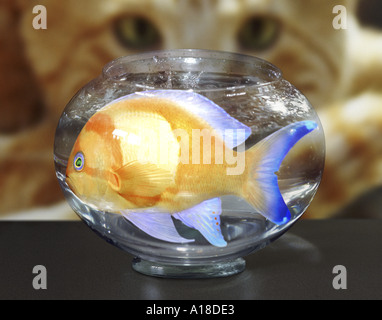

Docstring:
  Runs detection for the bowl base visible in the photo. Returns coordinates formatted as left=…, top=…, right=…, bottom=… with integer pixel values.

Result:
left=132, top=257, right=246, bottom=279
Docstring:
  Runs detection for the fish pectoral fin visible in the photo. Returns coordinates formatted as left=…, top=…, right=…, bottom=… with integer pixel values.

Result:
left=173, top=198, right=227, bottom=247
left=109, top=160, right=174, bottom=196
left=122, top=210, right=194, bottom=244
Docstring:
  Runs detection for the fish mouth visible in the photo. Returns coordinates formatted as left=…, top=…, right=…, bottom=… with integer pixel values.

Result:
left=65, top=175, right=75, bottom=193
left=66, top=174, right=85, bottom=197
left=65, top=175, right=71, bottom=186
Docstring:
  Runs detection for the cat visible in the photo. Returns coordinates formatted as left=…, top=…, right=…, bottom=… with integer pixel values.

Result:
left=0, top=0, right=381, bottom=220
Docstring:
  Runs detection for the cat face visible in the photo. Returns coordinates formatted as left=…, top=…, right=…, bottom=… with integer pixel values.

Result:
left=4, top=0, right=380, bottom=220
left=19, top=0, right=356, bottom=120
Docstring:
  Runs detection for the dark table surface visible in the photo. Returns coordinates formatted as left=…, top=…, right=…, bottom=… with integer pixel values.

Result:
left=0, top=219, right=381, bottom=300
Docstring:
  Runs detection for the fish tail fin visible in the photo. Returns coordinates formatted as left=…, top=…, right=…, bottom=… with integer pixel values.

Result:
left=243, top=121, right=318, bottom=224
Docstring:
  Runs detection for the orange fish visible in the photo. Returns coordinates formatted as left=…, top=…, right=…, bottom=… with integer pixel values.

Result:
left=66, top=90, right=317, bottom=247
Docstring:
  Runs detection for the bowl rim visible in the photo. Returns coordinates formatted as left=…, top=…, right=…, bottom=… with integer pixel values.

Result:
left=102, top=49, right=283, bottom=92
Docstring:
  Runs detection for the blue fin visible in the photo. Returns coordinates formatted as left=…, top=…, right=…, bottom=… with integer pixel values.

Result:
left=244, top=121, right=318, bottom=225
left=113, top=90, right=251, bottom=149
left=173, top=198, right=227, bottom=247
left=122, top=209, right=194, bottom=244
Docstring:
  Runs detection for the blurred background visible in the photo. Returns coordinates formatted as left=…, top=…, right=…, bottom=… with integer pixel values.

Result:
left=0, top=0, right=381, bottom=220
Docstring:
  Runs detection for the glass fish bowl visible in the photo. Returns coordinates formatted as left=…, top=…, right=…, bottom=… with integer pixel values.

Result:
left=54, top=49, right=325, bottom=278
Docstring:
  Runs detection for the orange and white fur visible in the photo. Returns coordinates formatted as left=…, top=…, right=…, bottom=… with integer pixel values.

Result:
left=0, top=0, right=381, bottom=219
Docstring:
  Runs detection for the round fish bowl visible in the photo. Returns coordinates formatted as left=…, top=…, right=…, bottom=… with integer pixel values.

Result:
left=54, top=49, right=325, bottom=278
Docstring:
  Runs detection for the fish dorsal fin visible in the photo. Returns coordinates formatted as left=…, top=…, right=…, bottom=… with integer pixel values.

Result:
left=108, top=160, right=174, bottom=197
left=114, top=90, right=252, bottom=149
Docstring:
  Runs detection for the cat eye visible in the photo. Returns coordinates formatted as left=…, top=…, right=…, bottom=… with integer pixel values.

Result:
left=114, top=15, right=161, bottom=50
left=237, top=16, right=281, bottom=51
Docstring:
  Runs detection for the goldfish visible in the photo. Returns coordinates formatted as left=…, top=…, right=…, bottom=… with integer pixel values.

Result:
left=66, top=90, right=317, bottom=247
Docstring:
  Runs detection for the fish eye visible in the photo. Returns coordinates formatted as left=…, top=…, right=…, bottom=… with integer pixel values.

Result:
left=73, top=152, right=85, bottom=172
left=113, top=15, right=162, bottom=50
left=237, top=16, right=281, bottom=51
